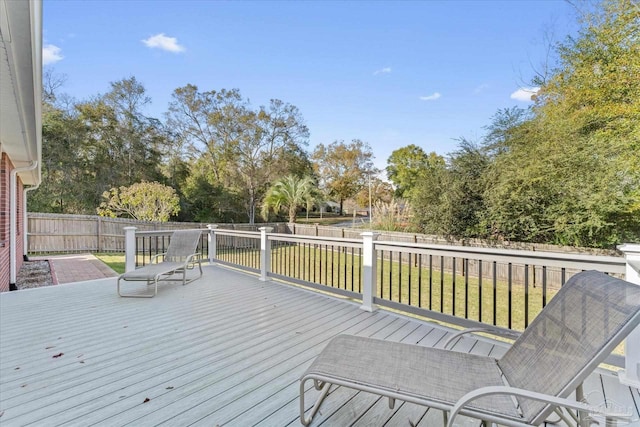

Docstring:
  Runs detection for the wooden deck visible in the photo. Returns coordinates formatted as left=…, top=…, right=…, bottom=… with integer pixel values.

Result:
left=1, top=265, right=638, bottom=426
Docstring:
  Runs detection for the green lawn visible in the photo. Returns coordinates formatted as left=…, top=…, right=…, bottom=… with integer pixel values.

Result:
left=94, top=253, right=126, bottom=274
left=266, top=244, right=552, bottom=331
left=103, top=245, right=554, bottom=332
left=295, top=213, right=367, bottom=226
left=375, top=256, right=555, bottom=332
left=96, top=253, right=179, bottom=274
left=96, top=245, right=625, bottom=355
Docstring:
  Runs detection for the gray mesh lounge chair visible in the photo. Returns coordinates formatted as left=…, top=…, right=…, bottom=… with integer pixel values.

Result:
left=117, top=229, right=203, bottom=298
left=300, top=271, right=640, bottom=426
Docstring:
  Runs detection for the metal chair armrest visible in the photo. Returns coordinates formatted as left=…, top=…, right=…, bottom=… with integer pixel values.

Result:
left=184, top=252, right=201, bottom=265
left=151, top=252, right=167, bottom=264
left=444, top=327, right=521, bottom=350
left=446, top=385, right=632, bottom=427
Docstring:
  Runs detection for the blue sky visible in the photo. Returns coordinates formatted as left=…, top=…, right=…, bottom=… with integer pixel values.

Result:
left=43, top=0, right=578, bottom=171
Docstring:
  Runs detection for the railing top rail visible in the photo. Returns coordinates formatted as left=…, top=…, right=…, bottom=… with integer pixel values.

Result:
left=374, top=239, right=623, bottom=262
left=134, top=228, right=208, bottom=237
left=375, top=240, right=625, bottom=272
left=213, top=229, right=261, bottom=237
left=268, top=232, right=362, bottom=246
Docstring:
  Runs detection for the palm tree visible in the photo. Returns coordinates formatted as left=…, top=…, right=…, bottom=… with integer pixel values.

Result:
left=261, top=175, right=318, bottom=223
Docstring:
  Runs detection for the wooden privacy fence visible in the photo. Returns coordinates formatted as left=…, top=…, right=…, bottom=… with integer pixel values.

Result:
left=28, top=213, right=622, bottom=288
left=27, top=213, right=286, bottom=254
left=285, top=223, right=623, bottom=289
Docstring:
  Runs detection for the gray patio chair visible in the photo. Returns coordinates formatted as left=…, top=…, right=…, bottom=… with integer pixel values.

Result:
left=300, top=271, right=640, bottom=426
left=117, top=229, right=203, bottom=298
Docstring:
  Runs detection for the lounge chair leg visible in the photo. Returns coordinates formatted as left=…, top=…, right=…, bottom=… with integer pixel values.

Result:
left=553, top=408, right=575, bottom=426
left=118, top=278, right=155, bottom=298
left=300, top=378, right=331, bottom=426
left=443, top=410, right=448, bottom=427
left=388, top=397, right=395, bottom=409
left=576, top=383, right=585, bottom=426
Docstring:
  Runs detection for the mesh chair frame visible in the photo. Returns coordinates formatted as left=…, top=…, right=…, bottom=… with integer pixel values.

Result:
left=299, top=271, right=640, bottom=427
left=117, top=230, right=204, bottom=298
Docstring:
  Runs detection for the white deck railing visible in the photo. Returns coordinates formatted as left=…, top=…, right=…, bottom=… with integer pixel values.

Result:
left=123, top=226, right=640, bottom=387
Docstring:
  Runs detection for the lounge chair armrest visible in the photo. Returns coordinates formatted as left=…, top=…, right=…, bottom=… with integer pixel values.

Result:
left=185, top=252, right=202, bottom=264
left=444, top=327, right=521, bottom=350
left=151, top=253, right=167, bottom=264
left=446, top=385, right=632, bottom=427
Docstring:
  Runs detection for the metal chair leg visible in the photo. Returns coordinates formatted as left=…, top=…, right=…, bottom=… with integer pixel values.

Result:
left=300, top=378, right=331, bottom=426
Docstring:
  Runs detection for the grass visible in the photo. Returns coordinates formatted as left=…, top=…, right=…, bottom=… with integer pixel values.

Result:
left=264, top=243, right=555, bottom=331
left=295, top=213, right=367, bottom=226
left=95, top=253, right=175, bottom=274
left=375, top=256, right=555, bottom=332
left=94, top=253, right=126, bottom=274
left=97, top=245, right=625, bottom=355
left=102, top=244, right=555, bottom=332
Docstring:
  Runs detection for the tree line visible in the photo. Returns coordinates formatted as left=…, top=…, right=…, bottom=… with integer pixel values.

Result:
left=33, top=74, right=382, bottom=224
left=30, top=0, right=639, bottom=248
left=388, top=0, right=639, bottom=248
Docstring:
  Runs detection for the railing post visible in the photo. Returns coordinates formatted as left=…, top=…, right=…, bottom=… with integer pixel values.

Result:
left=360, top=232, right=379, bottom=312
left=207, top=224, right=218, bottom=264
left=259, top=227, right=273, bottom=281
left=124, top=226, right=137, bottom=273
left=618, top=243, right=640, bottom=388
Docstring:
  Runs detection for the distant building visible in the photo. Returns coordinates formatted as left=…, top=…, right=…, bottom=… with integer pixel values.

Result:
left=319, top=201, right=340, bottom=214
left=0, top=0, right=43, bottom=291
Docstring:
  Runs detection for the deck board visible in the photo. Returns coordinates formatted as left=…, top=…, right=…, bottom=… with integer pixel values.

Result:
left=1, top=264, right=638, bottom=426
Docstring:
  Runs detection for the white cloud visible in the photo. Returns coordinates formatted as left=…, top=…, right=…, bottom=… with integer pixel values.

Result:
left=419, top=92, right=441, bottom=101
left=474, top=83, right=489, bottom=94
left=510, top=87, right=540, bottom=102
left=141, top=33, right=185, bottom=53
left=43, top=44, right=63, bottom=65
left=373, top=67, right=392, bottom=75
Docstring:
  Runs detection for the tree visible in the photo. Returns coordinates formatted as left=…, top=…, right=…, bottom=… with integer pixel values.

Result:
left=31, top=76, right=168, bottom=213
left=481, top=0, right=640, bottom=246
left=97, top=181, right=180, bottom=222
left=446, top=139, right=490, bottom=237
left=354, top=176, right=394, bottom=210
left=167, top=86, right=311, bottom=223
left=312, top=139, right=377, bottom=215
left=386, top=144, right=435, bottom=199
left=482, top=107, right=532, bottom=157
left=101, top=76, right=166, bottom=186
left=223, top=99, right=310, bottom=223
left=409, top=154, right=450, bottom=235
left=261, top=175, right=317, bottom=223
left=29, top=101, right=94, bottom=213
left=166, top=85, right=244, bottom=180
left=179, top=158, right=245, bottom=223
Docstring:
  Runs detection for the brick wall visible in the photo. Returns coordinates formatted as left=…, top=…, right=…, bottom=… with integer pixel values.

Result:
left=0, top=153, right=25, bottom=292
left=0, top=153, right=10, bottom=292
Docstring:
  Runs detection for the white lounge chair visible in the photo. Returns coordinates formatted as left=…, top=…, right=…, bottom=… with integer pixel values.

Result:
left=300, top=270, right=640, bottom=426
left=117, top=229, right=203, bottom=298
